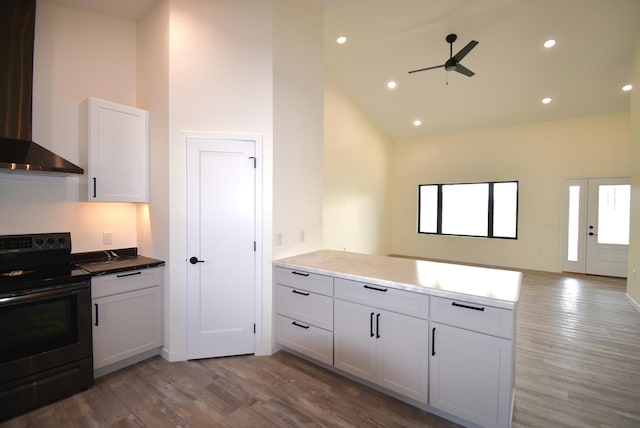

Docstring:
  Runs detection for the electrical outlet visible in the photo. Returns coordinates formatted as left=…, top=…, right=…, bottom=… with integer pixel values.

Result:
left=103, top=231, right=113, bottom=245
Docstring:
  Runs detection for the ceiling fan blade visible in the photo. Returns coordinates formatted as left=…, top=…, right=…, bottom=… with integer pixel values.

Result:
left=408, top=64, right=445, bottom=74
left=455, top=63, right=475, bottom=77
left=452, top=40, right=478, bottom=62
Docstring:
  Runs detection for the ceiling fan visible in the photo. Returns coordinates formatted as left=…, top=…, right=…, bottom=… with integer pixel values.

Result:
left=408, top=34, right=479, bottom=77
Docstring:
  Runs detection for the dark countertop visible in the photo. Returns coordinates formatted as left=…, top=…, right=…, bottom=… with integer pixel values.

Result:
left=73, top=248, right=165, bottom=276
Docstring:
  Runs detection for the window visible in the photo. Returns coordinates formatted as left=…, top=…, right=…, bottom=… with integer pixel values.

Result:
left=418, top=181, right=518, bottom=239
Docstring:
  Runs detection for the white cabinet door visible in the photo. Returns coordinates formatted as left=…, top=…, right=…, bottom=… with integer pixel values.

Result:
left=88, top=97, right=148, bottom=202
left=334, top=299, right=377, bottom=382
left=430, top=322, right=512, bottom=428
left=335, top=300, right=429, bottom=403
left=92, top=285, right=162, bottom=369
left=377, top=309, right=428, bottom=402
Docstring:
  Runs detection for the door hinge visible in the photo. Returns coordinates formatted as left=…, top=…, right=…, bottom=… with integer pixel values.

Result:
left=249, top=156, right=256, bottom=168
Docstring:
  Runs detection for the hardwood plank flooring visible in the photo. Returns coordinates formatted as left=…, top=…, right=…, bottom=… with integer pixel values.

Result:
left=2, top=270, right=639, bottom=427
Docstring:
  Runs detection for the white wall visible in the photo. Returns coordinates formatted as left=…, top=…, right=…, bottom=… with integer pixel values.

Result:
left=628, top=37, right=640, bottom=307
left=273, top=0, right=325, bottom=259
left=391, top=113, right=631, bottom=272
left=0, top=2, right=138, bottom=252
left=136, top=0, right=169, bottom=262
left=323, top=75, right=392, bottom=255
left=159, top=0, right=324, bottom=360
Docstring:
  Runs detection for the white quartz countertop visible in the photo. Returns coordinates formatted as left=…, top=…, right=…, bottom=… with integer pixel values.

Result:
left=273, top=250, right=522, bottom=309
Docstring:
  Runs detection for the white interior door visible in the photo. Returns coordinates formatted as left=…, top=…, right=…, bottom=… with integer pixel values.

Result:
left=562, top=177, right=630, bottom=277
left=186, top=137, right=256, bottom=359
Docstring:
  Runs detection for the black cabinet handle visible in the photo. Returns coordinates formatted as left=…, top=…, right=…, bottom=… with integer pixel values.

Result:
left=292, top=271, right=310, bottom=277
left=376, top=313, right=381, bottom=338
left=116, top=271, right=142, bottom=278
left=292, top=289, right=310, bottom=296
left=364, top=284, right=388, bottom=292
left=291, top=321, right=309, bottom=329
left=94, top=303, right=99, bottom=326
left=432, top=327, right=436, bottom=356
left=451, top=301, right=485, bottom=311
left=370, top=312, right=375, bottom=337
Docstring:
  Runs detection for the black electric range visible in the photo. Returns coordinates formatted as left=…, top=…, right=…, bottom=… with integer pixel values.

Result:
left=0, top=232, right=93, bottom=422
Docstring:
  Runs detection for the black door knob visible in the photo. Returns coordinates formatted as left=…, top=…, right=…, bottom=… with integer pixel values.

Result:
left=189, top=256, right=204, bottom=264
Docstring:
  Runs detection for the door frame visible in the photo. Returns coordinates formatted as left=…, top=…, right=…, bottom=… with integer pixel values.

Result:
left=183, top=132, right=264, bottom=358
left=561, top=177, right=630, bottom=276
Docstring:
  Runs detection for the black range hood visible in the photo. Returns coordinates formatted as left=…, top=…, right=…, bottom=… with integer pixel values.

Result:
left=0, top=0, right=83, bottom=175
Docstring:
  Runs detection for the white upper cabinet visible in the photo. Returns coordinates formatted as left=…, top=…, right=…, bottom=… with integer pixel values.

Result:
left=88, top=97, right=149, bottom=202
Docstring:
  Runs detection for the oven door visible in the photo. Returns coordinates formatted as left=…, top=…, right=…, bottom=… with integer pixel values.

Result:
left=0, top=280, right=93, bottom=384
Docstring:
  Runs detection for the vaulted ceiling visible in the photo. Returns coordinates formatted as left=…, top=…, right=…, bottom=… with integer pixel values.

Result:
left=322, top=0, right=640, bottom=141
left=44, top=0, right=640, bottom=142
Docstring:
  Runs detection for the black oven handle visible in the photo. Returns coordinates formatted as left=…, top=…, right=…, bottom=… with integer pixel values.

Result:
left=0, top=282, right=89, bottom=306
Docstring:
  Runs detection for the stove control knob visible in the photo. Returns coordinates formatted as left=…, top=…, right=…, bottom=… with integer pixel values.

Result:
left=35, top=238, right=44, bottom=246
left=58, top=237, right=66, bottom=244
left=47, top=238, right=55, bottom=245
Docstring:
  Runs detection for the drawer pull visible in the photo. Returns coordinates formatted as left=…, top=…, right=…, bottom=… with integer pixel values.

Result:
left=364, top=284, right=388, bottom=292
left=292, top=289, right=310, bottom=296
left=376, top=313, right=381, bottom=338
left=116, top=271, right=142, bottom=278
left=291, top=321, right=310, bottom=329
left=292, top=271, right=310, bottom=277
left=451, top=301, right=485, bottom=311
left=94, top=303, right=99, bottom=326
left=432, top=327, right=436, bottom=356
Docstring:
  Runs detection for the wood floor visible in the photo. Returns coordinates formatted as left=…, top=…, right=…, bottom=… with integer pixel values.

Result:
left=3, top=270, right=640, bottom=428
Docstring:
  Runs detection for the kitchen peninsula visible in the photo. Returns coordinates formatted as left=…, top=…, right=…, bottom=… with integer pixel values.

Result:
left=274, top=250, right=522, bottom=428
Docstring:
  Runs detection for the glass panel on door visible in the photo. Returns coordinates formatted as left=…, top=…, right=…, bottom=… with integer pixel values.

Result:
left=597, top=185, right=630, bottom=245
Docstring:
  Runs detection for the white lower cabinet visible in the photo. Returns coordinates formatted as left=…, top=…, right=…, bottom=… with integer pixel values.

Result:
left=334, top=299, right=429, bottom=403
left=91, top=267, right=163, bottom=374
left=274, top=262, right=517, bottom=428
left=430, top=296, right=514, bottom=428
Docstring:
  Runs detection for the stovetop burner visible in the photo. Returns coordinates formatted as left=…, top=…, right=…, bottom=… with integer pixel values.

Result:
left=0, top=233, right=90, bottom=294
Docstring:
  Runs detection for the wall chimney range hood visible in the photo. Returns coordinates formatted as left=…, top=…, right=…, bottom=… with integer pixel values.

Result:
left=0, top=0, right=84, bottom=175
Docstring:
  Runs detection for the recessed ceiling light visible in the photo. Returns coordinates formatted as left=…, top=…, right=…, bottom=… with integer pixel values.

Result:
left=543, top=39, right=556, bottom=48
left=386, top=80, right=397, bottom=89
left=336, top=36, right=347, bottom=45
left=413, top=119, right=422, bottom=127
left=622, top=84, right=633, bottom=92
left=542, top=97, right=552, bottom=104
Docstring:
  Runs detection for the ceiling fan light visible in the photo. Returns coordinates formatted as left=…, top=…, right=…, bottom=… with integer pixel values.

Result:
left=543, top=39, right=556, bottom=48
left=336, top=35, right=347, bottom=44
left=542, top=97, right=552, bottom=104
left=386, top=80, right=398, bottom=89
left=622, top=84, right=633, bottom=92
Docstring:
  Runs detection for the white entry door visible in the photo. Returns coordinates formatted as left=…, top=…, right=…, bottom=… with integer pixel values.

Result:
left=562, top=177, right=630, bottom=277
left=186, top=137, right=256, bottom=359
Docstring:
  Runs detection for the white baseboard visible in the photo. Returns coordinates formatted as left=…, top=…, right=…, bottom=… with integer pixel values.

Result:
left=626, top=293, right=640, bottom=313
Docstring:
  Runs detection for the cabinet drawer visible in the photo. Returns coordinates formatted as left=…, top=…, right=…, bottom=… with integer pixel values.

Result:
left=274, top=267, right=333, bottom=296
left=275, top=314, right=333, bottom=365
left=92, top=267, right=163, bottom=298
left=275, top=284, right=333, bottom=330
left=431, top=296, right=514, bottom=339
left=334, top=278, right=428, bottom=319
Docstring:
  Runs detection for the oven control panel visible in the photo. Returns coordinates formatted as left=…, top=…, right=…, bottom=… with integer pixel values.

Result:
left=0, top=233, right=71, bottom=254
